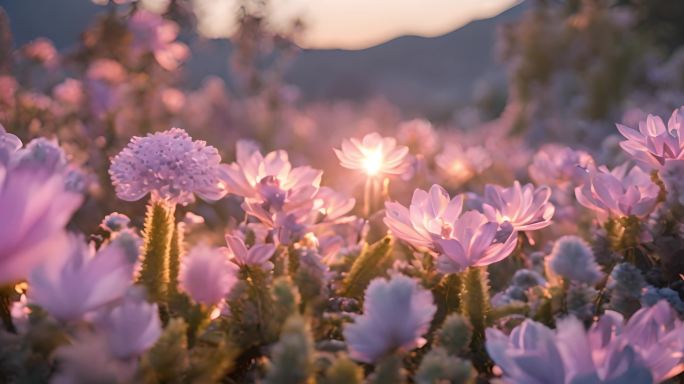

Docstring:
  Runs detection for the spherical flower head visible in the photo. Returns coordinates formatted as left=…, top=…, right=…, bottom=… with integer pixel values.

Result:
left=28, top=236, right=134, bottom=321
left=483, top=181, right=555, bottom=232
left=528, top=144, right=594, bottom=187
left=179, top=244, right=238, bottom=306
left=575, top=163, right=659, bottom=220
left=0, top=164, right=82, bottom=285
left=98, top=288, right=162, bottom=359
left=435, top=210, right=518, bottom=273
left=617, top=106, right=684, bottom=170
left=109, top=128, right=228, bottom=206
left=334, top=132, right=409, bottom=177
left=224, top=234, right=276, bottom=271
left=547, top=235, right=602, bottom=284
left=343, top=275, right=436, bottom=363
left=100, top=212, right=131, bottom=233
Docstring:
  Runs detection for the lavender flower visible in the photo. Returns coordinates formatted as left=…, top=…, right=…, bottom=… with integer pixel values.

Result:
left=0, top=124, right=21, bottom=164
left=547, top=236, right=603, bottom=284
left=109, top=128, right=228, bottom=205
left=528, top=144, right=594, bottom=187
left=98, top=289, right=162, bottom=359
left=334, top=132, right=409, bottom=177
left=179, top=244, right=238, bottom=306
left=224, top=234, right=276, bottom=271
left=486, top=300, right=684, bottom=383
left=661, top=159, right=684, bottom=206
left=575, top=163, right=659, bottom=220
left=127, top=10, right=188, bottom=71
left=0, top=164, right=82, bottom=285
left=343, top=275, right=436, bottom=363
left=617, top=106, right=684, bottom=170
left=100, top=213, right=131, bottom=233
left=28, top=237, right=134, bottom=321
left=483, top=181, right=555, bottom=232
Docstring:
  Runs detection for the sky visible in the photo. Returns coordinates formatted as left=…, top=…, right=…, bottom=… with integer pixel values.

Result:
left=193, top=0, right=519, bottom=49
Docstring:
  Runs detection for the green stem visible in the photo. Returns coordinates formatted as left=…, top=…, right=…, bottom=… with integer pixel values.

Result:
left=168, top=223, right=185, bottom=297
left=138, top=200, right=176, bottom=305
left=459, top=267, right=492, bottom=373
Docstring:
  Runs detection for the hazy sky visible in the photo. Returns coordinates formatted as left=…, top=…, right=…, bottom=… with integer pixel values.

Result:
left=194, top=0, right=519, bottom=49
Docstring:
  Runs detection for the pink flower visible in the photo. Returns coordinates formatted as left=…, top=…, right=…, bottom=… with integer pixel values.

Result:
left=0, top=164, right=82, bottom=285
left=98, top=289, right=162, bottom=359
left=128, top=11, right=188, bottom=71
left=487, top=300, right=684, bottom=384
left=343, top=275, right=436, bottom=363
left=435, top=144, right=492, bottom=186
left=483, top=181, right=555, bottom=232
left=575, top=163, right=659, bottom=220
left=0, top=124, right=21, bottom=165
left=179, top=244, right=237, bottom=306
left=21, top=38, right=58, bottom=68
left=334, top=132, right=409, bottom=177
left=28, top=236, right=134, bottom=321
left=528, top=144, right=594, bottom=187
left=224, top=234, right=276, bottom=271
left=384, top=184, right=465, bottom=251
left=312, top=187, right=356, bottom=222
left=109, top=128, right=229, bottom=205
left=617, top=106, right=684, bottom=170
left=434, top=210, right=518, bottom=273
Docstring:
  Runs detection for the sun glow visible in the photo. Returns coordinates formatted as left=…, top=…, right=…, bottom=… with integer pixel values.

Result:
left=362, top=150, right=383, bottom=176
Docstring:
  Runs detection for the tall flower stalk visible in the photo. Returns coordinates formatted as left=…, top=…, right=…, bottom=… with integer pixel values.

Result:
left=138, top=199, right=176, bottom=304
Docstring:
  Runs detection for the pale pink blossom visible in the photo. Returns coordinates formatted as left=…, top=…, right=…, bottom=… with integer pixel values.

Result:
left=179, top=244, right=238, bottom=306
left=343, top=275, right=436, bottom=363
left=617, top=106, right=684, bottom=170
left=0, top=164, right=82, bottom=285
left=28, top=236, right=134, bottom=321
left=575, top=163, right=659, bottom=220
left=128, top=11, right=188, bottom=71
left=224, top=234, right=276, bottom=271
left=528, top=144, right=594, bottom=187
left=435, top=144, right=492, bottom=186
left=483, top=181, right=555, bottom=232
left=334, top=132, right=409, bottom=177
left=109, top=128, right=229, bottom=205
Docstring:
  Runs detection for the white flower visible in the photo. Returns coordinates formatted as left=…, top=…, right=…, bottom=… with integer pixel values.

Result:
left=334, top=132, right=409, bottom=177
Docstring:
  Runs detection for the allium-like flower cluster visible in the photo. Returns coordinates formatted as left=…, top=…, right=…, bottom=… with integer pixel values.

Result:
left=109, top=128, right=228, bottom=205
left=575, top=163, right=659, bottom=220
left=486, top=300, right=684, bottom=384
left=384, top=184, right=517, bottom=273
left=334, top=132, right=409, bottom=177
left=617, top=107, right=684, bottom=170
left=343, top=275, right=436, bottom=363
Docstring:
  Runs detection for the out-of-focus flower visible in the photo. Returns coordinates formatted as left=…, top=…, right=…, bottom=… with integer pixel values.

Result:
left=0, top=125, right=21, bottom=164
left=435, top=144, right=491, bottom=186
left=21, top=38, right=58, bottom=68
left=87, top=59, right=127, bottom=84
left=343, top=275, right=436, bottom=363
left=486, top=319, right=566, bottom=384
left=661, top=159, right=684, bottom=206
left=127, top=11, right=188, bottom=71
left=334, top=132, right=409, bottom=177
left=179, top=244, right=237, bottom=306
left=54, top=77, right=82, bottom=102
left=15, top=137, right=67, bottom=172
left=528, top=145, right=594, bottom=187
left=28, top=236, right=134, bottom=321
left=547, top=236, right=603, bottom=284
left=100, top=213, right=131, bottom=233
left=224, top=234, right=275, bottom=271
left=397, top=119, right=438, bottom=156
left=617, top=107, right=684, bottom=170
left=487, top=301, right=684, bottom=384
left=0, top=165, right=82, bottom=285
left=575, top=163, right=659, bottom=220
left=312, top=187, right=355, bottom=222
left=434, top=210, right=518, bottom=273
left=98, top=289, right=162, bottom=359
left=109, top=128, right=228, bottom=205
left=483, top=181, right=555, bottom=232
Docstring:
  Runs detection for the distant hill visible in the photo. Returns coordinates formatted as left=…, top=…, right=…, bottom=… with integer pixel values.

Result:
left=2, top=1, right=527, bottom=116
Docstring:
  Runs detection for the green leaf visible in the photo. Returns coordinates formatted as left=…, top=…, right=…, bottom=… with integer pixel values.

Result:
left=342, top=236, right=393, bottom=299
